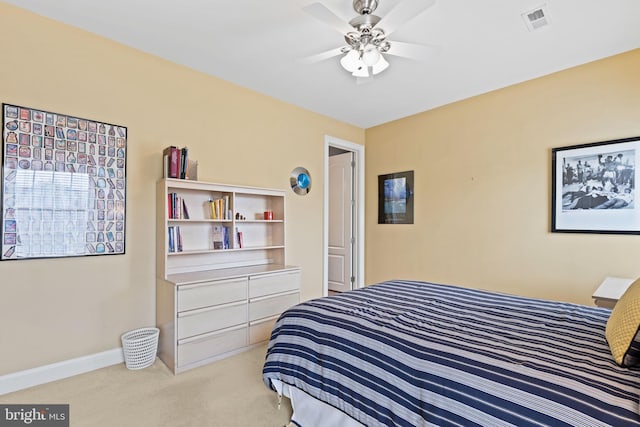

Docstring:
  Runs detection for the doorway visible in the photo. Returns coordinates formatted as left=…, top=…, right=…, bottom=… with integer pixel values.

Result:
left=323, top=136, right=364, bottom=296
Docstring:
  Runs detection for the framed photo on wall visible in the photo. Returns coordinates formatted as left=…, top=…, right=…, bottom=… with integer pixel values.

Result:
left=378, top=170, right=414, bottom=224
left=1, top=103, right=128, bottom=260
left=551, top=136, right=640, bottom=234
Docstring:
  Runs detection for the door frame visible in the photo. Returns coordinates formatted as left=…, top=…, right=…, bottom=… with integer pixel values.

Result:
left=323, top=135, right=365, bottom=296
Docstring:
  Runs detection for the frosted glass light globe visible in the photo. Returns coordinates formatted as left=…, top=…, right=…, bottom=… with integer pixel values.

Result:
left=340, top=50, right=360, bottom=72
left=362, top=45, right=381, bottom=66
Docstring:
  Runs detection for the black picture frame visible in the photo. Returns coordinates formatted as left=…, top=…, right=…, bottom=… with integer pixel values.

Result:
left=551, top=136, right=640, bottom=234
left=1, top=103, right=128, bottom=260
left=378, top=170, right=414, bottom=224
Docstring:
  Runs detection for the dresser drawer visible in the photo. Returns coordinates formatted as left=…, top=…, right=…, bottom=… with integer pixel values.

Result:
left=177, top=326, right=247, bottom=367
left=177, top=301, right=247, bottom=340
left=178, top=277, right=248, bottom=312
left=249, top=292, right=299, bottom=322
left=249, top=315, right=279, bottom=345
left=249, top=271, right=300, bottom=299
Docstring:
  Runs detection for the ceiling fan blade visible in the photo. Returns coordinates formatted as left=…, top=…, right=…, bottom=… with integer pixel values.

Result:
left=299, top=46, right=345, bottom=64
left=376, top=0, right=436, bottom=36
left=385, top=41, right=441, bottom=61
left=303, top=2, right=354, bottom=35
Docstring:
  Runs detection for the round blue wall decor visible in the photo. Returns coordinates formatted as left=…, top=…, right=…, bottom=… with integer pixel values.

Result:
left=290, top=167, right=311, bottom=195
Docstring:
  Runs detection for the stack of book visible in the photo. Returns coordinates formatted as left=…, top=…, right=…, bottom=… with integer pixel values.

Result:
left=168, top=193, right=190, bottom=219
left=209, top=195, right=231, bottom=220
left=163, top=146, right=197, bottom=180
left=168, top=226, right=183, bottom=253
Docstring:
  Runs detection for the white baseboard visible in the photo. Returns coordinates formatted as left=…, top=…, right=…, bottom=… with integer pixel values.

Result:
left=0, top=348, right=124, bottom=395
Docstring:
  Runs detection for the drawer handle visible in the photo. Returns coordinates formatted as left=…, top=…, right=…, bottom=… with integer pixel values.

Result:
left=249, top=314, right=280, bottom=327
left=178, top=300, right=246, bottom=317
left=249, top=271, right=300, bottom=280
left=179, top=278, right=247, bottom=291
left=249, top=290, right=299, bottom=303
left=178, top=324, right=246, bottom=345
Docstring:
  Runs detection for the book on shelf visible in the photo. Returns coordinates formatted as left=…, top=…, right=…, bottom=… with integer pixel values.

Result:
left=223, top=195, right=230, bottom=219
left=212, top=225, right=230, bottom=250
left=209, top=199, right=216, bottom=219
left=168, top=225, right=183, bottom=253
left=163, top=146, right=179, bottom=179
left=212, top=225, right=223, bottom=250
left=168, top=226, right=175, bottom=253
left=163, top=146, right=197, bottom=180
left=171, top=194, right=177, bottom=218
left=236, top=227, right=243, bottom=249
left=182, top=199, right=190, bottom=219
left=167, top=193, right=190, bottom=219
left=170, top=193, right=175, bottom=218
left=209, top=196, right=231, bottom=220
left=180, top=148, right=186, bottom=179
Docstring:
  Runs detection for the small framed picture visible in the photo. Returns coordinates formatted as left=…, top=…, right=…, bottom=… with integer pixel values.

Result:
left=551, top=136, right=640, bottom=234
left=378, top=170, right=414, bottom=224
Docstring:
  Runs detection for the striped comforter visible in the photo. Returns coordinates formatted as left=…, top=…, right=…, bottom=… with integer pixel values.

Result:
left=263, top=280, right=640, bottom=426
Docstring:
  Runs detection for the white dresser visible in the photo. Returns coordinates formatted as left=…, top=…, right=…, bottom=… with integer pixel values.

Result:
left=157, top=265, right=300, bottom=374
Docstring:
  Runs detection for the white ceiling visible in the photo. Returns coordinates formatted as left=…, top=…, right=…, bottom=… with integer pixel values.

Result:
left=5, top=0, right=640, bottom=128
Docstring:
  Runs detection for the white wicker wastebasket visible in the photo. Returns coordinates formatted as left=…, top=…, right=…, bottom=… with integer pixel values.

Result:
left=121, top=327, right=159, bottom=370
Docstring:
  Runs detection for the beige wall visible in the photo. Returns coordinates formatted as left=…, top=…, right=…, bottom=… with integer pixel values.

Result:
left=366, top=49, right=640, bottom=305
left=0, top=3, right=364, bottom=375
left=2, top=2, right=638, bottom=377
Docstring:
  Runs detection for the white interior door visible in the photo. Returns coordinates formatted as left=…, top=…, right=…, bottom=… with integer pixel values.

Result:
left=328, top=152, right=354, bottom=293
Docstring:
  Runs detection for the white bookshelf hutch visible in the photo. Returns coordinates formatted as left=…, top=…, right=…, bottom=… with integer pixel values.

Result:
left=156, top=178, right=300, bottom=374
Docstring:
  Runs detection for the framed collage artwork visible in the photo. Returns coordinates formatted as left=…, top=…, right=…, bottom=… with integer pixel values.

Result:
left=1, top=103, right=127, bottom=260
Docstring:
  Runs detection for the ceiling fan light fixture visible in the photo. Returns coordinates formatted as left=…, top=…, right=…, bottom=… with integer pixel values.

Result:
left=340, top=49, right=361, bottom=72
left=302, top=0, right=439, bottom=81
left=341, top=48, right=388, bottom=78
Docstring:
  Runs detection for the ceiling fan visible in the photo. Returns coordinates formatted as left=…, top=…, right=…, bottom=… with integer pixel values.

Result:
left=302, top=0, right=438, bottom=81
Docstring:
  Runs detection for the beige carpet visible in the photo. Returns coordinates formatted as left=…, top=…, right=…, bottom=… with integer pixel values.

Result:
left=1, top=344, right=292, bottom=426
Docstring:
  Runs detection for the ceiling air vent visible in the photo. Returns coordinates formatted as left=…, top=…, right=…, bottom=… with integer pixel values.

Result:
left=522, top=4, right=550, bottom=31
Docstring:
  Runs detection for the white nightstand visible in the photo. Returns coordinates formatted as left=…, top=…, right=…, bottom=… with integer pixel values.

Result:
left=592, top=277, right=635, bottom=308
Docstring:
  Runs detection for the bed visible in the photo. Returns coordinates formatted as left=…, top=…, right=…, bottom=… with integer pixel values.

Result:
left=262, top=280, right=640, bottom=426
